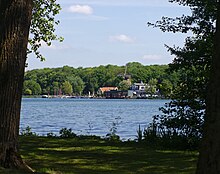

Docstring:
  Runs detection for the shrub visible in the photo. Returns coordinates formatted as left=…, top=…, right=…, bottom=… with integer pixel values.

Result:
left=105, top=122, right=120, bottom=142
left=20, top=126, right=37, bottom=136
left=143, top=115, right=201, bottom=150
left=105, top=133, right=120, bottom=142
left=59, top=128, right=76, bottom=138
left=47, top=132, right=56, bottom=137
left=135, top=125, right=143, bottom=143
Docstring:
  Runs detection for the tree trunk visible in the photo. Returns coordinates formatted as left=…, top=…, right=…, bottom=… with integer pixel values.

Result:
left=196, top=2, right=220, bottom=174
left=0, top=0, right=33, bottom=170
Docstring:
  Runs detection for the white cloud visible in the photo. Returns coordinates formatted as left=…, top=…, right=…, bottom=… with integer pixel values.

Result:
left=109, top=34, right=135, bottom=43
left=68, top=5, right=93, bottom=15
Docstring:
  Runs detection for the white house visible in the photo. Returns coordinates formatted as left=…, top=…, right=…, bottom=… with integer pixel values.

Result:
left=130, top=81, right=146, bottom=91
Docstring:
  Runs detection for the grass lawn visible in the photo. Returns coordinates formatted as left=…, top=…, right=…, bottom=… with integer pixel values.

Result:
left=0, top=136, right=198, bottom=174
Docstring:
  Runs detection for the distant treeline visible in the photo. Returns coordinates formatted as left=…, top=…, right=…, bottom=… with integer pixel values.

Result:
left=23, top=62, right=180, bottom=97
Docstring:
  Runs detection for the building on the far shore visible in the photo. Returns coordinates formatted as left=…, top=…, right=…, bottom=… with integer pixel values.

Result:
left=105, top=90, right=128, bottom=99
left=98, top=81, right=160, bottom=99
left=97, top=87, right=118, bottom=96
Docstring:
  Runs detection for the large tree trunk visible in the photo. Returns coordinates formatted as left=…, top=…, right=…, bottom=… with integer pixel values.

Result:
left=196, top=2, right=220, bottom=174
left=0, top=0, right=33, bottom=170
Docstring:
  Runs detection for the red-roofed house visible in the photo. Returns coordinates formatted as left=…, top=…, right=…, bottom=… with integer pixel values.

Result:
left=97, top=87, right=118, bottom=95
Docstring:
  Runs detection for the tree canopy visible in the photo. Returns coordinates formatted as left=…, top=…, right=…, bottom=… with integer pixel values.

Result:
left=29, top=0, right=63, bottom=61
left=148, top=0, right=220, bottom=172
left=23, top=63, right=178, bottom=97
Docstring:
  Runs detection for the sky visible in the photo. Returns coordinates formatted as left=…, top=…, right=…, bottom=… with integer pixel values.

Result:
left=26, top=0, right=191, bottom=70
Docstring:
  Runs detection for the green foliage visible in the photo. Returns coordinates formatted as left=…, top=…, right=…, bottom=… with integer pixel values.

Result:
left=59, top=128, right=76, bottom=138
left=143, top=116, right=200, bottom=150
left=29, top=0, right=63, bottom=61
left=159, top=79, right=173, bottom=98
left=143, top=117, right=158, bottom=146
left=105, top=122, right=120, bottom=142
left=105, top=133, right=120, bottom=142
left=20, top=126, right=37, bottom=136
left=126, top=63, right=169, bottom=83
left=148, top=0, right=217, bottom=35
left=24, top=63, right=177, bottom=97
left=47, top=132, right=56, bottom=137
left=62, top=81, right=73, bottom=95
left=105, top=117, right=121, bottom=142
left=23, top=88, right=32, bottom=95
left=23, top=80, right=42, bottom=95
left=71, top=76, right=85, bottom=95
left=51, top=81, right=59, bottom=95
left=136, top=125, right=143, bottom=143
left=118, top=80, right=131, bottom=91
left=145, top=78, right=158, bottom=95
left=147, top=0, right=217, bottom=150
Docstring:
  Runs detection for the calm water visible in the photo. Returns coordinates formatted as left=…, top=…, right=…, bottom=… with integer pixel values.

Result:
left=20, top=98, right=169, bottom=140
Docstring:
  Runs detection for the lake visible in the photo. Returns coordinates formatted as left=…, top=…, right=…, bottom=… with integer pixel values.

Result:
left=20, top=98, right=169, bottom=140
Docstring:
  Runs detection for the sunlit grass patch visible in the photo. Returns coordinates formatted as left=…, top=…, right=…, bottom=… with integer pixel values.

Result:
left=0, top=136, right=198, bottom=174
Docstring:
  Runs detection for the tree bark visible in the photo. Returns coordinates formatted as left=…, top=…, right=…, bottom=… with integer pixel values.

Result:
left=196, top=2, right=220, bottom=174
left=0, top=0, right=33, bottom=170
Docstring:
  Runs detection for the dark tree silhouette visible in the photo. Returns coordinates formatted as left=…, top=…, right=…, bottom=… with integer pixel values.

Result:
left=0, top=0, right=33, bottom=169
left=0, top=0, right=61, bottom=170
left=196, top=1, right=220, bottom=173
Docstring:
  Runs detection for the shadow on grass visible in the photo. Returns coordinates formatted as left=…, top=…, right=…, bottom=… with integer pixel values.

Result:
left=1, top=136, right=198, bottom=174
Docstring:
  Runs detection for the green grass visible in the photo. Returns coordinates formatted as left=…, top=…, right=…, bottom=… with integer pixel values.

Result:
left=0, top=136, right=198, bottom=174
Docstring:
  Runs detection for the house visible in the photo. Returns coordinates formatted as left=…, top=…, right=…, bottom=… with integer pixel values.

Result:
left=130, top=81, right=146, bottom=91
left=105, top=90, right=128, bottom=99
left=97, top=87, right=118, bottom=95
left=128, top=90, right=149, bottom=99
left=128, top=81, right=148, bottom=99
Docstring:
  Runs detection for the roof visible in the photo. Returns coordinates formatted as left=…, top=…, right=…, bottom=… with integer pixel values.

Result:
left=99, top=87, right=118, bottom=93
left=133, top=83, right=145, bottom=86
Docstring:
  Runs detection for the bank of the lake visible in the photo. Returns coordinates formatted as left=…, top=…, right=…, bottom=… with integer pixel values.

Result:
left=21, top=98, right=169, bottom=140
left=0, top=136, right=198, bottom=174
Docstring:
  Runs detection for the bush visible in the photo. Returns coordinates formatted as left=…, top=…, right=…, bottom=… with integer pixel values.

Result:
left=47, top=132, right=57, bottom=137
left=135, top=125, right=143, bottom=143
left=59, top=128, right=76, bottom=138
left=142, top=115, right=201, bottom=150
left=20, top=126, right=37, bottom=136
left=105, top=121, right=120, bottom=142
left=105, top=133, right=120, bottom=142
